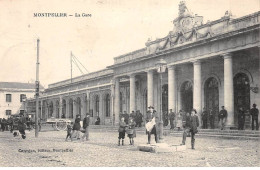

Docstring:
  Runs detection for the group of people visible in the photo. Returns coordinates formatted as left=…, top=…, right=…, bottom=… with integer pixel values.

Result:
left=119, top=110, right=143, bottom=127
left=65, top=113, right=90, bottom=141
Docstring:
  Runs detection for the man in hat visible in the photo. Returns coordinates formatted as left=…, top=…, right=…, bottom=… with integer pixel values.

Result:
left=219, top=106, right=227, bottom=130
left=146, top=106, right=158, bottom=144
left=168, top=109, right=175, bottom=129
left=250, top=104, right=259, bottom=130
left=82, top=113, right=90, bottom=141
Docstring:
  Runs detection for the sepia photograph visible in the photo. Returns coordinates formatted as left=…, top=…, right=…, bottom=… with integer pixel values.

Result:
left=0, top=0, right=259, bottom=167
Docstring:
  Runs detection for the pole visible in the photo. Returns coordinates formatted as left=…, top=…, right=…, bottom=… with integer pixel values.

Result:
left=35, top=38, right=40, bottom=137
left=71, top=51, right=72, bottom=83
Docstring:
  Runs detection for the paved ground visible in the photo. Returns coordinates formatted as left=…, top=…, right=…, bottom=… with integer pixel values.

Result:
left=0, top=127, right=259, bottom=167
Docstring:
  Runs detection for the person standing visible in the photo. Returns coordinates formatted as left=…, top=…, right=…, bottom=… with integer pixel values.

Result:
left=250, top=104, right=259, bottom=130
left=237, top=107, right=245, bottom=130
left=82, top=113, right=90, bottom=141
left=123, top=111, right=129, bottom=124
left=209, top=108, right=215, bottom=129
left=201, top=108, right=208, bottom=129
left=18, top=114, right=27, bottom=139
left=168, top=109, right=175, bottom=130
left=219, top=106, right=227, bottom=130
left=146, top=106, right=158, bottom=144
left=189, top=109, right=200, bottom=149
left=118, top=117, right=127, bottom=146
left=181, top=112, right=191, bottom=146
left=136, top=110, right=143, bottom=127
left=127, top=117, right=136, bottom=145
left=72, top=115, right=81, bottom=140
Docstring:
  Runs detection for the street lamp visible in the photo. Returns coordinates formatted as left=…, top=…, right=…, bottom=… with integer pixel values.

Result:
left=155, top=58, right=167, bottom=142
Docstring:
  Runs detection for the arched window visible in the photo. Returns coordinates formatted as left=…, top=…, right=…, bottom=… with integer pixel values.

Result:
left=95, top=95, right=99, bottom=116
left=105, top=94, right=110, bottom=117
left=56, top=101, right=59, bottom=118
left=69, top=99, right=73, bottom=118
left=49, top=101, right=53, bottom=118
left=181, top=81, right=193, bottom=113
left=120, top=92, right=123, bottom=113
left=62, top=99, right=66, bottom=118
left=234, top=73, right=250, bottom=125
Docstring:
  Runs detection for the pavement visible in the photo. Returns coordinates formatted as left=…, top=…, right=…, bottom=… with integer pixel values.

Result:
left=0, top=127, right=259, bottom=167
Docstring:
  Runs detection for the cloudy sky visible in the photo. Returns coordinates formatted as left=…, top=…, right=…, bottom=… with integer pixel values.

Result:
left=0, top=0, right=259, bottom=88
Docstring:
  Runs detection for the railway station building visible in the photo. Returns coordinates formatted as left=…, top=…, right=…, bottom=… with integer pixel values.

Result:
left=27, top=2, right=260, bottom=129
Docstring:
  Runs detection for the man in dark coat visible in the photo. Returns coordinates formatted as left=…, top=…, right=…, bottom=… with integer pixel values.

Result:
left=202, top=107, right=208, bottom=129
left=82, top=113, right=90, bottom=141
left=72, top=115, right=81, bottom=140
left=238, top=107, right=245, bottom=130
left=168, top=109, right=175, bottom=129
left=190, top=109, right=200, bottom=149
left=146, top=106, right=158, bottom=144
left=135, top=110, right=143, bottom=127
left=1, top=118, right=7, bottom=131
left=209, top=108, right=215, bottom=129
left=18, top=115, right=27, bottom=139
left=122, top=111, right=129, bottom=124
left=219, top=106, right=227, bottom=130
left=181, top=112, right=191, bottom=145
left=250, top=104, right=259, bottom=130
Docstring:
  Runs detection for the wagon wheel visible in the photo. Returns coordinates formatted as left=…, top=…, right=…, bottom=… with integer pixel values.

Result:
left=56, top=120, right=67, bottom=131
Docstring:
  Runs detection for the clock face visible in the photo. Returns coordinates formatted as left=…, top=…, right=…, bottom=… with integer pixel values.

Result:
left=181, top=19, right=190, bottom=27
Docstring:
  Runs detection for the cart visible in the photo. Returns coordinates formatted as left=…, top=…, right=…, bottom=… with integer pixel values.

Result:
left=44, top=117, right=71, bottom=131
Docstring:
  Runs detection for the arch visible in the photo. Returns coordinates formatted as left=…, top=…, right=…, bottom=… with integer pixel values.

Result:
left=55, top=100, right=59, bottom=118
left=49, top=101, right=53, bottom=118
left=120, top=92, right=123, bottom=113
left=234, top=72, right=251, bottom=126
left=202, top=73, right=222, bottom=89
left=162, top=84, right=169, bottom=126
left=178, top=79, right=193, bottom=92
left=95, top=95, right=100, bottom=117
left=234, top=68, right=254, bottom=84
left=104, top=93, right=111, bottom=117
left=204, top=77, right=219, bottom=128
left=76, top=97, right=81, bottom=117
left=180, top=81, right=193, bottom=113
left=62, top=99, right=66, bottom=118
left=69, top=98, right=73, bottom=118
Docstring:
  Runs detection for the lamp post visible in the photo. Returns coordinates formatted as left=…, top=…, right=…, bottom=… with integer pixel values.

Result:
left=155, top=58, right=167, bottom=142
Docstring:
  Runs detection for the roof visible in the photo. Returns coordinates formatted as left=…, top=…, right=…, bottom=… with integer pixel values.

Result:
left=0, top=82, right=44, bottom=90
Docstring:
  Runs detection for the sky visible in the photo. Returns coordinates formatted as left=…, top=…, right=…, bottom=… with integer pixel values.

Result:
left=0, top=0, right=259, bottom=88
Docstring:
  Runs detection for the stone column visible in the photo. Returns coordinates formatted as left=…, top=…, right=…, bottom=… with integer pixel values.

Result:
left=168, top=65, right=177, bottom=113
left=114, top=78, right=120, bottom=125
left=193, top=60, right=202, bottom=124
left=147, top=70, right=154, bottom=107
left=129, top=74, right=136, bottom=112
left=81, top=95, right=86, bottom=116
left=223, top=53, right=234, bottom=128
left=59, top=97, right=62, bottom=118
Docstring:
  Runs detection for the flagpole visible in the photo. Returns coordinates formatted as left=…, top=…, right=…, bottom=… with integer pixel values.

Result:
left=35, top=38, right=40, bottom=138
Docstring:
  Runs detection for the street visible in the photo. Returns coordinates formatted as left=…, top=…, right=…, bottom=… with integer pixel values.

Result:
left=0, top=127, right=259, bottom=167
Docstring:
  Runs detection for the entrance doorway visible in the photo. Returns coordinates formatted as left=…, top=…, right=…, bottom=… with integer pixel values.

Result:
left=204, top=77, right=219, bottom=128
left=234, top=73, right=250, bottom=127
left=181, top=81, right=193, bottom=113
left=162, top=84, right=168, bottom=126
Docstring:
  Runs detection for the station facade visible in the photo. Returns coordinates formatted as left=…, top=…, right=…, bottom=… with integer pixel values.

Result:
left=28, top=2, right=260, bottom=129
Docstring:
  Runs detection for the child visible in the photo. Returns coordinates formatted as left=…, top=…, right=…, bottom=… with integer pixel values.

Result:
left=127, top=117, right=136, bottom=145
left=118, top=117, right=127, bottom=146
left=65, top=122, right=73, bottom=141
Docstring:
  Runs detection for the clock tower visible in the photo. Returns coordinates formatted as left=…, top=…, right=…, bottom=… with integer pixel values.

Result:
left=172, top=1, right=203, bottom=34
